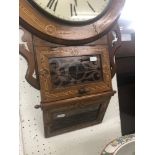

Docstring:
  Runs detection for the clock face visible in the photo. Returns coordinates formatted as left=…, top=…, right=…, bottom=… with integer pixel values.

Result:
left=30, top=0, right=111, bottom=23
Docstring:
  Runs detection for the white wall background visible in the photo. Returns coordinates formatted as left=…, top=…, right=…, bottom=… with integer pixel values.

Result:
left=19, top=31, right=121, bottom=155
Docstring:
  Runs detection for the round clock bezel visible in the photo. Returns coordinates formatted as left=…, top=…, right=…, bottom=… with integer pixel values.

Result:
left=19, top=0, right=125, bottom=45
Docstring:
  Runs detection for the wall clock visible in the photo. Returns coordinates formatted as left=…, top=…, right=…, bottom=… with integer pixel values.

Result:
left=19, top=0, right=125, bottom=137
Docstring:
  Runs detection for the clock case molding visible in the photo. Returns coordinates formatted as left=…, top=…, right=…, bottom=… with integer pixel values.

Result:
left=19, top=0, right=125, bottom=137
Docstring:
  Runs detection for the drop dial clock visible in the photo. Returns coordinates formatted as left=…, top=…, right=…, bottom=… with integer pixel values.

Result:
left=19, top=0, right=125, bottom=137
left=30, top=0, right=111, bottom=23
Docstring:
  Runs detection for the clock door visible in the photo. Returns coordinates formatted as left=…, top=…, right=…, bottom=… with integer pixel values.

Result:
left=35, top=45, right=112, bottom=103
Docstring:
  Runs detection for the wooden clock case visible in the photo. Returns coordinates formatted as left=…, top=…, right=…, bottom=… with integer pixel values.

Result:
left=19, top=0, right=125, bottom=137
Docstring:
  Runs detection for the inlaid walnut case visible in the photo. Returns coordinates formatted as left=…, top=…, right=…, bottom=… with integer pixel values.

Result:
left=19, top=0, right=125, bottom=137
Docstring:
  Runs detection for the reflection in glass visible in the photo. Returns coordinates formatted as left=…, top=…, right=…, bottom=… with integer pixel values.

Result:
left=48, top=55, right=103, bottom=88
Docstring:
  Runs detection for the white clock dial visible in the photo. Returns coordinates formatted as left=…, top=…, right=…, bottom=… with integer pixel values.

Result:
left=31, top=0, right=111, bottom=23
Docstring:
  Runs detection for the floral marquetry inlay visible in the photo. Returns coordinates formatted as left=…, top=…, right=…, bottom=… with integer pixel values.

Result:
left=45, top=25, right=57, bottom=35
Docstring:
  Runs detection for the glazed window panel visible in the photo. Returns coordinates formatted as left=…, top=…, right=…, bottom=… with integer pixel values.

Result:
left=48, top=55, right=103, bottom=88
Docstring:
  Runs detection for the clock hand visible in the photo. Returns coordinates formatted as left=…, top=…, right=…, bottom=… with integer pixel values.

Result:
left=74, top=0, right=77, bottom=6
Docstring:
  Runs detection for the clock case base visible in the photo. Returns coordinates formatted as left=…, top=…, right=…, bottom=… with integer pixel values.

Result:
left=42, top=91, right=115, bottom=137
left=19, top=25, right=120, bottom=137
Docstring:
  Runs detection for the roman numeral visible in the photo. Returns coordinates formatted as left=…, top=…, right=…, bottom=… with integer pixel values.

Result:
left=70, top=3, right=77, bottom=16
left=47, top=0, right=58, bottom=12
left=87, top=1, right=95, bottom=12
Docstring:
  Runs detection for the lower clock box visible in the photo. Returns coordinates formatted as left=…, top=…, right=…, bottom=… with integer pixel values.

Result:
left=41, top=91, right=115, bottom=137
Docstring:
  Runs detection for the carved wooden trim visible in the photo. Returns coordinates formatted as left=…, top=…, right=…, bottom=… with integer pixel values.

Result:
left=19, top=44, right=40, bottom=89
left=19, top=27, right=40, bottom=89
left=19, top=0, right=125, bottom=45
left=35, top=91, right=116, bottom=110
left=108, top=24, right=122, bottom=78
